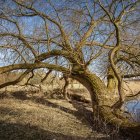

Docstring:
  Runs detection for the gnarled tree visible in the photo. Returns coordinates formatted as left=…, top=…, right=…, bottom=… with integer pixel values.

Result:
left=0, top=0, right=140, bottom=136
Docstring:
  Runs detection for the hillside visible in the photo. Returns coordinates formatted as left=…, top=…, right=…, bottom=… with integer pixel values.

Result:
left=0, top=89, right=108, bottom=140
left=0, top=80, right=139, bottom=140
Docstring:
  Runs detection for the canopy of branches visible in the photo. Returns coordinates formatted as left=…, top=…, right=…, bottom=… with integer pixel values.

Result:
left=0, top=0, right=139, bottom=86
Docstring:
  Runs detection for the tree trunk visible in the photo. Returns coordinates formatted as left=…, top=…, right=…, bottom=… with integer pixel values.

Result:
left=107, top=66, right=118, bottom=94
left=107, top=66, right=126, bottom=109
left=62, top=76, right=69, bottom=100
left=71, top=71, right=140, bottom=137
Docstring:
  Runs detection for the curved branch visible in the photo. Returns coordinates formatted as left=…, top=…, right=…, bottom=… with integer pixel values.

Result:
left=25, top=70, right=34, bottom=85
left=123, top=73, right=140, bottom=78
left=0, top=33, right=37, bottom=57
left=37, top=50, right=68, bottom=61
left=35, top=49, right=84, bottom=67
left=12, top=0, right=72, bottom=51
left=0, top=62, right=69, bottom=74
left=41, top=70, right=52, bottom=83
left=0, top=70, right=31, bottom=89
left=85, top=41, right=114, bottom=49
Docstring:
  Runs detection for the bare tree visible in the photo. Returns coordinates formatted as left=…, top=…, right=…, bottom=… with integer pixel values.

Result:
left=0, top=0, right=140, bottom=136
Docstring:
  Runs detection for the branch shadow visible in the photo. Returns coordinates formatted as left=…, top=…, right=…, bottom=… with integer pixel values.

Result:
left=1, top=90, right=139, bottom=139
left=4, top=90, right=121, bottom=139
left=0, top=120, right=93, bottom=140
left=10, top=90, right=93, bottom=128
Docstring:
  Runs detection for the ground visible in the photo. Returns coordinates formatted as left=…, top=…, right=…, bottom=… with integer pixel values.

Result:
left=0, top=82, right=139, bottom=140
left=0, top=89, right=108, bottom=140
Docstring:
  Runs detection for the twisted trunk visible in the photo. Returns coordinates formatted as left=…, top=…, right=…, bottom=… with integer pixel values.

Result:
left=71, top=70, right=140, bottom=137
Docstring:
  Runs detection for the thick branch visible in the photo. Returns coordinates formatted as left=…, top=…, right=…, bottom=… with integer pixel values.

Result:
left=123, top=73, right=140, bottom=78
left=0, top=62, right=69, bottom=74
left=0, top=70, right=30, bottom=89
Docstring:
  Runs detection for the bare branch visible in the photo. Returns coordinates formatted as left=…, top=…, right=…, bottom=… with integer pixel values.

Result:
left=41, top=70, right=52, bottom=83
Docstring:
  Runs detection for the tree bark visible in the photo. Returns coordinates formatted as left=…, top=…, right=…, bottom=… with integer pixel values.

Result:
left=107, top=66, right=118, bottom=94
left=62, top=76, right=69, bottom=100
left=71, top=70, right=140, bottom=137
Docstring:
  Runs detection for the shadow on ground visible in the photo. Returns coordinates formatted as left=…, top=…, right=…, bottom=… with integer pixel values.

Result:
left=0, top=120, right=96, bottom=140
left=10, top=90, right=94, bottom=128
left=0, top=90, right=138, bottom=140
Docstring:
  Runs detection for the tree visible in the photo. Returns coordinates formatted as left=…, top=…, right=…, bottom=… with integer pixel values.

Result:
left=0, top=0, right=140, bottom=136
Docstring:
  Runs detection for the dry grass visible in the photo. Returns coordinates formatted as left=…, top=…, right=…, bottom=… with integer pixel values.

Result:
left=0, top=80, right=139, bottom=140
left=0, top=90, right=109, bottom=140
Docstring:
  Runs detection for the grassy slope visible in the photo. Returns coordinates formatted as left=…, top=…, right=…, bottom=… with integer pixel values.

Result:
left=0, top=82, right=139, bottom=140
left=0, top=90, right=108, bottom=140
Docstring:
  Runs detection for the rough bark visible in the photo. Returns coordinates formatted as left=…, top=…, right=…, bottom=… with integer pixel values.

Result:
left=107, top=66, right=118, bottom=94
left=62, top=76, right=69, bottom=100
left=71, top=70, right=140, bottom=137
